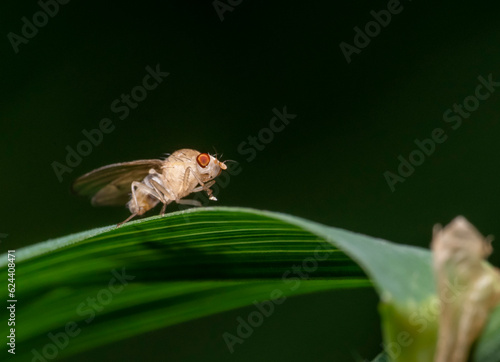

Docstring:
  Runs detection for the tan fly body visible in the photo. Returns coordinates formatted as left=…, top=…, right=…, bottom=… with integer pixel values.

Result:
left=73, top=149, right=227, bottom=226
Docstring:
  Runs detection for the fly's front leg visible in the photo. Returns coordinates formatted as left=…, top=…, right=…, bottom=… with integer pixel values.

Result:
left=183, top=167, right=217, bottom=200
left=192, top=180, right=217, bottom=200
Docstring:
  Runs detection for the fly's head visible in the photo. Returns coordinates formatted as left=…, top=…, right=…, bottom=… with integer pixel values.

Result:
left=195, top=152, right=227, bottom=181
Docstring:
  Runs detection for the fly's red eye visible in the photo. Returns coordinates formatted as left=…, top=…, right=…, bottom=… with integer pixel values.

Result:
left=196, top=153, right=210, bottom=168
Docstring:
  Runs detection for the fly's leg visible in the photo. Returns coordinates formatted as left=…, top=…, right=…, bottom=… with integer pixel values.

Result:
left=175, top=198, right=203, bottom=213
left=192, top=180, right=215, bottom=192
left=177, top=199, right=202, bottom=207
left=148, top=170, right=176, bottom=216
left=117, top=213, right=139, bottom=227
left=130, top=181, right=165, bottom=212
left=159, top=202, right=169, bottom=216
left=183, top=168, right=217, bottom=200
left=192, top=180, right=217, bottom=201
left=150, top=182, right=173, bottom=216
left=117, top=181, right=163, bottom=227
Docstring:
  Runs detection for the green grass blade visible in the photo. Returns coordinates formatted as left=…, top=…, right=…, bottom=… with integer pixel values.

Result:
left=3, top=207, right=499, bottom=361
left=4, top=207, right=368, bottom=360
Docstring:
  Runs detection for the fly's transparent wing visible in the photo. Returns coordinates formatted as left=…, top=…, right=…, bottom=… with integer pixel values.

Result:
left=72, top=160, right=163, bottom=206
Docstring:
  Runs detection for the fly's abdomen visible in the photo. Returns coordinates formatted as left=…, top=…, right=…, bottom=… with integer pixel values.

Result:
left=127, top=190, right=159, bottom=215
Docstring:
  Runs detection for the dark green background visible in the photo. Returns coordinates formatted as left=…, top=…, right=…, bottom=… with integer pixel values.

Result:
left=1, top=0, right=499, bottom=361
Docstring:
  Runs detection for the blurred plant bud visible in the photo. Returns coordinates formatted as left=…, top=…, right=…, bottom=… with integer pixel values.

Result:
left=432, top=216, right=500, bottom=362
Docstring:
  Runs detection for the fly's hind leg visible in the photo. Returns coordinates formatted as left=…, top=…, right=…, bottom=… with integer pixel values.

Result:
left=117, top=181, right=163, bottom=227
left=117, top=213, right=139, bottom=227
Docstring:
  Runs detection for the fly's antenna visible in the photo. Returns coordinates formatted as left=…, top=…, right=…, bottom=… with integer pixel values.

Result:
left=212, top=146, right=218, bottom=159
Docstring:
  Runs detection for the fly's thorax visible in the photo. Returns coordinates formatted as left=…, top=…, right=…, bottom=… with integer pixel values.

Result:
left=161, top=161, right=197, bottom=198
